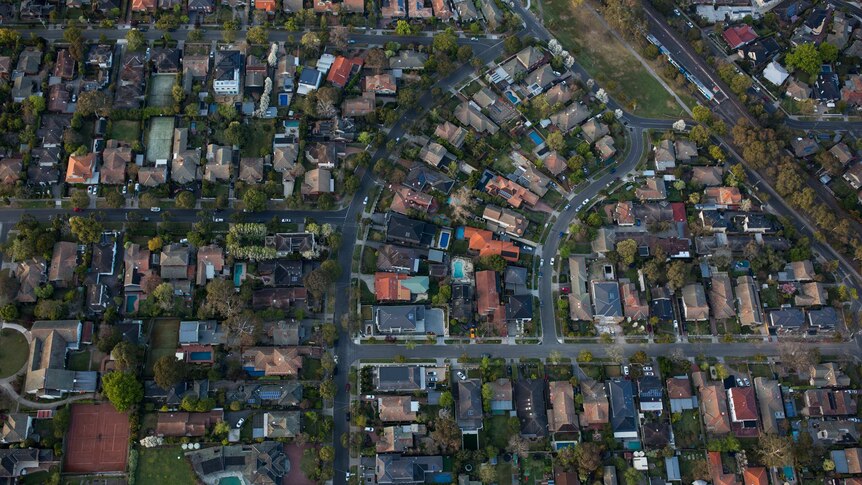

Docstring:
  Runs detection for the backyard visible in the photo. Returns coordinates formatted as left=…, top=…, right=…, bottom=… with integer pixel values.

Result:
left=145, top=319, right=181, bottom=377
left=241, top=119, right=276, bottom=157
left=135, top=447, right=198, bottom=485
left=0, top=329, right=28, bottom=378
left=110, top=120, right=141, bottom=144
left=481, top=415, right=516, bottom=450
left=671, top=409, right=704, bottom=449
left=542, top=0, right=690, bottom=118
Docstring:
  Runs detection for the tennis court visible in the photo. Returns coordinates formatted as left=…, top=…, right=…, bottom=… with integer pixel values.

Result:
left=64, top=403, right=131, bottom=473
left=148, top=73, right=176, bottom=108
left=146, top=116, right=174, bottom=164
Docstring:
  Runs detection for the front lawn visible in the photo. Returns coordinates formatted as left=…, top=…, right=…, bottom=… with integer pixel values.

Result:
left=145, top=319, right=181, bottom=377
left=135, top=447, right=198, bottom=485
left=0, top=329, right=29, bottom=378
left=542, top=0, right=689, bottom=118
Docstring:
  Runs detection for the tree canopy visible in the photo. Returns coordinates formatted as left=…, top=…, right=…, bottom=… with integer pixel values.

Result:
left=102, top=371, right=144, bottom=411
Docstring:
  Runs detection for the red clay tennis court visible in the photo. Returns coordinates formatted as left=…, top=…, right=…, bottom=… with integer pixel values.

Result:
left=64, top=403, right=131, bottom=473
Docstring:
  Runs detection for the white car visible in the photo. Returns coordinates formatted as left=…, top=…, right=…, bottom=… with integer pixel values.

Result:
left=281, top=218, right=291, bottom=223
left=150, top=207, right=161, bottom=212
left=623, top=365, right=630, bottom=376
left=121, top=186, right=127, bottom=195
left=235, top=418, right=245, bottom=428
left=363, top=196, right=369, bottom=205
left=213, top=217, right=224, bottom=222
left=456, top=371, right=467, bottom=381
left=550, top=257, right=555, bottom=266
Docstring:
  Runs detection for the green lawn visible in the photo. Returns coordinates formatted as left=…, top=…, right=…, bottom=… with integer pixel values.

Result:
left=135, top=447, right=198, bottom=485
left=481, top=415, right=514, bottom=450
left=145, top=319, right=181, bottom=377
left=542, top=0, right=688, bottom=118
left=110, top=120, right=141, bottom=144
left=0, top=329, right=29, bottom=378
left=672, top=409, right=703, bottom=449
left=242, top=119, right=276, bottom=157
left=496, top=462, right=513, bottom=485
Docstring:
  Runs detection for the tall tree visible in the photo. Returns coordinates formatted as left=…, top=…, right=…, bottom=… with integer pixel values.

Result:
left=102, top=371, right=144, bottom=411
left=153, top=355, right=186, bottom=390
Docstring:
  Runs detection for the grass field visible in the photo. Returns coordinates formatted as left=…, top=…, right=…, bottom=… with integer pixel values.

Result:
left=145, top=319, right=180, bottom=377
left=242, top=119, right=276, bottom=157
left=148, top=74, right=176, bottom=108
left=0, top=329, right=29, bottom=378
left=672, top=409, right=704, bottom=449
left=135, top=447, right=198, bottom=485
left=67, top=351, right=92, bottom=371
left=111, top=120, right=141, bottom=144
left=542, top=0, right=688, bottom=118
left=146, top=117, right=175, bottom=164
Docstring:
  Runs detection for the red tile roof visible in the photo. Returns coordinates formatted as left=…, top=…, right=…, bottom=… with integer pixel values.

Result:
left=723, top=25, right=758, bottom=49
left=729, top=386, right=759, bottom=422
left=742, top=467, right=768, bottom=485
left=463, top=227, right=520, bottom=262
left=375, top=272, right=411, bottom=301
left=327, top=56, right=363, bottom=88
left=476, top=270, right=500, bottom=317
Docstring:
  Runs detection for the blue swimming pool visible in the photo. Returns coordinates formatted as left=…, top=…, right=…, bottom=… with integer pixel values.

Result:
left=504, top=91, right=520, bottom=105
left=455, top=227, right=465, bottom=240
left=453, top=260, right=465, bottom=279
left=234, top=264, right=244, bottom=287
left=783, top=466, right=795, bottom=481
left=439, top=232, right=450, bottom=249
left=125, top=295, right=137, bottom=313
left=189, top=351, right=212, bottom=361
left=219, top=478, right=242, bottom=485
left=528, top=130, right=543, bottom=145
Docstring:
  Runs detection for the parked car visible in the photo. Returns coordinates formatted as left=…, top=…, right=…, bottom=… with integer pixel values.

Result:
left=235, top=418, right=245, bottom=429
left=456, top=371, right=467, bottom=381
left=150, top=207, right=161, bottom=212
left=623, top=365, right=630, bottom=377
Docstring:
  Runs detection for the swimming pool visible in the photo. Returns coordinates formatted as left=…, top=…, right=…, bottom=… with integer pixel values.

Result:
left=528, top=130, right=543, bottom=145
left=455, top=227, right=465, bottom=240
left=504, top=91, right=520, bottom=105
left=125, top=295, right=137, bottom=313
left=234, top=263, right=244, bottom=287
left=189, top=351, right=212, bottom=361
left=453, top=260, right=465, bottom=279
left=219, top=477, right=242, bottom=485
left=438, top=230, right=451, bottom=249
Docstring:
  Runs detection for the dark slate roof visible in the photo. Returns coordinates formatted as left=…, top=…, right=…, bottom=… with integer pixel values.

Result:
left=638, top=376, right=663, bottom=404
left=506, top=294, right=533, bottom=321
left=514, top=379, right=548, bottom=437
left=385, top=213, right=437, bottom=247
left=608, top=379, right=637, bottom=435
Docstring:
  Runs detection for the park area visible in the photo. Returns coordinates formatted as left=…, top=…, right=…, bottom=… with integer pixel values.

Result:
left=147, top=74, right=176, bottom=108
left=145, top=116, right=175, bottom=164
left=135, top=446, right=198, bottom=485
left=0, top=329, right=29, bottom=378
left=542, top=0, right=690, bottom=118
left=144, top=318, right=180, bottom=377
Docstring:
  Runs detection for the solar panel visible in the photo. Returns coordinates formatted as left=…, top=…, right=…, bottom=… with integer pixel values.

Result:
left=260, top=391, right=281, bottom=399
left=200, top=458, right=223, bottom=475
left=225, top=456, right=245, bottom=467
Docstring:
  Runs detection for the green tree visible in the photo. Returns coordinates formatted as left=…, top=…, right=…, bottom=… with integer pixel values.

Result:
left=320, top=378, right=337, bottom=400
left=69, top=216, right=103, bottom=244
left=111, top=341, right=139, bottom=371
left=0, top=303, right=18, bottom=321
left=70, top=190, right=90, bottom=209
left=818, top=42, right=838, bottom=63
left=247, top=26, right=268, bottom=45
left=126, top=29, right=145, bottom=51
left=153, top=354, right=186, bottom=390
left=152, top=282, right=175, bottom=311
left=438, top=390, right=454, bottom=408
left=503, top=35, right=521, bottom=54
left=395, top=20, right=412, bottom=35
left=785, top=43, right=821, bottom=77
left=666, top=261, right=687, bottom=290
left=616, top=239, right=638, bottom=265
left=757, top=433, right=794, bottom=468
left=478, top=254, right=507, bottom=272
left=175, top=191, right=196, bottom=209
left=224, top=121, right=248, bottom=146
left=102, top=371, right=144, bottom=411
left=105, top=190, right=125, bottom=208
left=546, top=131, right=566, bottom=152
left=242, top=188, right=267, bottom=212
left=75, top=90, right=111, bottom=117
left=692, top=105, right=713, bottom=125
left=432, top=28, right=458, bottom=56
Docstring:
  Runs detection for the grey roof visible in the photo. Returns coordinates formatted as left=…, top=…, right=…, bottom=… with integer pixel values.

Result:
left=769, top=308, right=805, bottom=328
left=457, top=379, right=483, bottom=431
left=385, top=213, right=437, bottom=247
left=608, top=379, right=637, bottom=436
left=214, top=50, right=242, bottom=82
left=375, top=454, right=444, bottom=485
left=375, top=305, right=424, bottom=333
left=592, top=281, right=623, bottom=318
left=514, top=379, right=548, bottom=437
left=376, top=366, right=425, bottom=392
left=506, top=294, right=533, bottom=321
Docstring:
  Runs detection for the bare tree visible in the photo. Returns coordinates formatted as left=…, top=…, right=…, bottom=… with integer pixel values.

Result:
left=778, top=342, right=820, bottom=374
left=507, top=435, right=530, bottom=458
left=605, top=345, right=624, bottom=364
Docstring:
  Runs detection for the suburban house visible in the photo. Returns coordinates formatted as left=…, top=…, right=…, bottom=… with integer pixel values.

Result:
left=375, top=455, right=444, bottom=485
left=580, top=380, right=609, bottom=428
left=489, top=378, right=513, bottom=412
left=156, top=410, right=224, bottom=437
left=638, top=376, right=664, bottom=413
left=682, top=284, right=710, bottom=321
left=753, top=378, right=785, bottom=435
left=608, top=379, right=637, bottom=440
left=514, top=379, right=548, bottom=438
left=667, top=377, right=698, bottom=412
left=456, top=379, right=483, bottom=432
left=700, top=382, right=732, bottom=435
left=241, top=347, right=303, bottom=377
left=378, top=396, right=419, bottom=422
left=374, top=366, right=426, bottom=392
left=213, top=50, right=242, bottom=95
left=547, top=381, right=579, bottom=434
left=24, top=320, right=98, bottom=398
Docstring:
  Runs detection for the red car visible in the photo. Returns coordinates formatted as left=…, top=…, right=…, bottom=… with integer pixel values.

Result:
left=72, top=207, right=83, bottom=212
